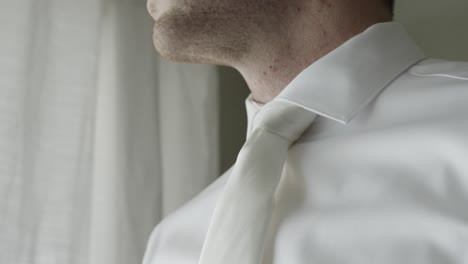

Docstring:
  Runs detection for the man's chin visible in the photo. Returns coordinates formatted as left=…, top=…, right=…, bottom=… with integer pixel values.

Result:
left=152, top=28, right=196, bottom=63
left=151, top=26, right=180, bottom=61
left=150, top=8, right=245, bottom=66
left=152, top=24, right=222, bottom=65
left=151, top=12, right=200, bottom=64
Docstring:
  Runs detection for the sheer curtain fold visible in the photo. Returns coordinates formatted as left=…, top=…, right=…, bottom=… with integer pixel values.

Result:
left=0, top=0, right=219, bottom=263
left=0, top=1, right=102, bottom=263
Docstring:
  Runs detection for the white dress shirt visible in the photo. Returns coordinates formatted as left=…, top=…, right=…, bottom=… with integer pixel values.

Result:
left=142, top=21, right=468, bottom=264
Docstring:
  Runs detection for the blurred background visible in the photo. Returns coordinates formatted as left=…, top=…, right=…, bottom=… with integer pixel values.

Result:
left=0, top=0, right=467, bottom=264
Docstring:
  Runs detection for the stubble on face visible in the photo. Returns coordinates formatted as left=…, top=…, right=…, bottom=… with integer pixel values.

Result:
left=152, top=0, right=288, bottom=66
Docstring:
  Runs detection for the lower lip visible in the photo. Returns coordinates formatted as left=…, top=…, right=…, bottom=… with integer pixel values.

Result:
left=148, top=3, right=158, bottom=20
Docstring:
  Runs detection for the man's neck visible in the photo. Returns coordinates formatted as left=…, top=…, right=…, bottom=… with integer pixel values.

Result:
left=232, top=1, right=392, bottom=104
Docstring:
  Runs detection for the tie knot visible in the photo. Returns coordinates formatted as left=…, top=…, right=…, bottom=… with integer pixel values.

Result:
left=251, top=99, right=317, bottom=142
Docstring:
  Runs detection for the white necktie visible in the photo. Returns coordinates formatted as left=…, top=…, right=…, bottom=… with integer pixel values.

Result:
left=198, top=99, right=318, bottom=264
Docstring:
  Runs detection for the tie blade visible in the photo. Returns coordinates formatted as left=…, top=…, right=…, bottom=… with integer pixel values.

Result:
left=198, top=130, right=290, bottom=264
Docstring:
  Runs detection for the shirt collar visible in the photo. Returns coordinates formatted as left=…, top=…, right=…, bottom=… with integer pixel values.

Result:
left=245, top=21, right=426, bottom=136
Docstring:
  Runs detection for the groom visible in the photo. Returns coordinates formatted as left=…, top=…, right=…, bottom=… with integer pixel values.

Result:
left=144, top=0, right=468, bottom=263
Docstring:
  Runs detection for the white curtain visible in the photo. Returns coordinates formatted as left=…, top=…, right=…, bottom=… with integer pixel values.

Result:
left=0, top=0, right=219, bottom=264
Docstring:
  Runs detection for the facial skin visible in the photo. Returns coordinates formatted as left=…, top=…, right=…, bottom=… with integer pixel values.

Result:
left=147, top=0, right=292, bottom=64
left=147, top=0, right=392, bottom=103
